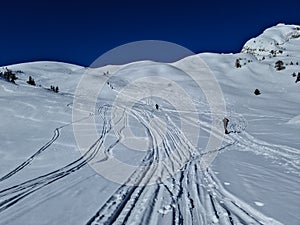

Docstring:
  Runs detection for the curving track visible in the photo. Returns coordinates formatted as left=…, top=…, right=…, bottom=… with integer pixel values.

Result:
left=84, top=104, right=283, bottom=225
left=0, top=103, right=286, bottom=225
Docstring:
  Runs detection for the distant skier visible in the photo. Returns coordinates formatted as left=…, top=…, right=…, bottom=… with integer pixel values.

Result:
left=155, top=104, right=159, bottom=110
left=223, top=117, right=229, bottom=134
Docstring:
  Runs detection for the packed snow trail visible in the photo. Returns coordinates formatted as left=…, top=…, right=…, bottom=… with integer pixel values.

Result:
left=0, top=101, right=284, bottom=224
left=0, top=114, right=95, bottom=183
left=0, top=128, right=60, bottom=182
left=84, top=103, right=282, bottom=225
left=0, top=106, right=112, bottom=213
left=0, top=94, right=289, bottom=225
left=232, top=132, right=300, bottom=175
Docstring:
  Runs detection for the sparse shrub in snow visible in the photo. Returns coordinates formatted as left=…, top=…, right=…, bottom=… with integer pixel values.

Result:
left=50, top=85, right=59, bottom=93
left=0, top=68, right=18, bottom=83
left=291, top=33, right=300, bottom=39
left=254, top=89, right=261, bottom=95
left=235, top=59, right=241, bottom=68
left=270, top=50, right=276, bottom=57
left=275, top=60, right=285, bottom=71
left=27, top=76, right=36, bottom=86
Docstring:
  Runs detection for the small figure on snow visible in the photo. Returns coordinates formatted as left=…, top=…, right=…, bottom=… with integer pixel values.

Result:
left=223, top=117, right=229, bottom=134
left=295, top=72, right=300, bottom=83
left=155, top=104, right=159, bottom=110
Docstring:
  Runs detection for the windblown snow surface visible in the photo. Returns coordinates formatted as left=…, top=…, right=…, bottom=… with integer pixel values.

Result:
left=0, top=24, right=299, bottom=225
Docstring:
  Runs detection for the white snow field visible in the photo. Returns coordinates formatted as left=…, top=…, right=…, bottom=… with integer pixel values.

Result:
left=0, top=24, right=299, bottom=225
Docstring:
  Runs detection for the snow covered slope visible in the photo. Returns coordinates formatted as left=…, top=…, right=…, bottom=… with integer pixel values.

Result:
left=242, top=23, right=300, bottom=59
left=0, top=24, right=299, bottom=225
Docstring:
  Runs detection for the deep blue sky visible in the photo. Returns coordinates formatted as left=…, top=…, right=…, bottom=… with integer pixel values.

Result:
left=1, top=0, right=299, bottom=67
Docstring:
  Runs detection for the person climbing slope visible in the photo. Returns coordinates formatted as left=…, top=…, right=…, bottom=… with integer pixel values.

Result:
left=223, top=117, right=229, bottom=134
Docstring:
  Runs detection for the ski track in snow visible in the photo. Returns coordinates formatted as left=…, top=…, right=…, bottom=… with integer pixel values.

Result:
left=0, top=127, right=60, bottom=183
left=223, top=113, right=300, bottom=176
left=0, top=106, right=112, bottom=214
left=82, top=104, right=283, bottom=225
left=0, top=102, right=289, bottom=225
left=0, top=114, right=95, bottom=183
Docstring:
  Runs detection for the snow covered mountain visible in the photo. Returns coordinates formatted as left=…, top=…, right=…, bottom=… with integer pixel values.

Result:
left=0, top=24, right=299, bottom=225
